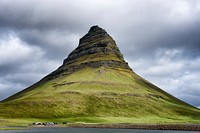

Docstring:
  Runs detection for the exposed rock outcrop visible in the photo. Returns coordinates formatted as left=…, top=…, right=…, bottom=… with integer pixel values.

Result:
left=45, top=25, right=132, bottom=80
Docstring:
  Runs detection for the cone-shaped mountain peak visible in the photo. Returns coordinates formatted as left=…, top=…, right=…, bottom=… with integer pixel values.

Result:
left=46, top=25, right=131, bottom=80
left=79, top=25, right=108, bottom=45
left=1, top=26, right=200, bottom=124
left=88, top=25, right=106, bottom=33
left=82, top=25, right=108, bottom=37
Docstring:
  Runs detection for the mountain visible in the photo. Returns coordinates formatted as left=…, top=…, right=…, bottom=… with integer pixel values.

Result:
left=0, top=25, right=200, bottom=124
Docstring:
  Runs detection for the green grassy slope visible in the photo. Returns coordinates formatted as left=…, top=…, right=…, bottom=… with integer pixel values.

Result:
left=1, top=25, right=200, bottom=126
left=0, top=67, right=200, bottom=125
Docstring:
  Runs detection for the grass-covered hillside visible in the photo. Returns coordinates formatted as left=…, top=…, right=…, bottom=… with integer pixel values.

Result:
left=0, top=67, right=200, bottom=125
left=0, top=25, right=200, bottom=126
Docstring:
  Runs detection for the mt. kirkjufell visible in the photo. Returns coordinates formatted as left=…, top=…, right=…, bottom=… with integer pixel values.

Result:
left=45, top=25, right=132, bottom=80
left=0, top=26, right=200, bottom=124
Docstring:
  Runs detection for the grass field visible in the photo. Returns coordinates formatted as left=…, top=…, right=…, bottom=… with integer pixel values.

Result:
left=0, top=67, right=200, bottom=126
left=1, top=116, right=200, bottom=127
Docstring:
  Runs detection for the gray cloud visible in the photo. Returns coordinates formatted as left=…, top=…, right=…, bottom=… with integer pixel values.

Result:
left=0, top=0, right=200, bottom=107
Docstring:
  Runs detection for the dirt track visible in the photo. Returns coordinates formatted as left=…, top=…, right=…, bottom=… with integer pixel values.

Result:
left=69, top=124, right=200, bottom=131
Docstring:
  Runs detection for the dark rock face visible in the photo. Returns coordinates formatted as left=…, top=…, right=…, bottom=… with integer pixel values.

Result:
left=79, top=25, right=108, bottom=45
left=45, top=25, right=132, bottom=79
left=64, top=26, right=124, bottom=64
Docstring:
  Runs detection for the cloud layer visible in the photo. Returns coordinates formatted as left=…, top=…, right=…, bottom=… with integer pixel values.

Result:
left=0, top=0, right=200, bottom=107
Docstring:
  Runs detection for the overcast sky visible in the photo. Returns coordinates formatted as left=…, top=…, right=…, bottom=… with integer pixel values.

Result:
left=0, top=0, right=200, bottom=108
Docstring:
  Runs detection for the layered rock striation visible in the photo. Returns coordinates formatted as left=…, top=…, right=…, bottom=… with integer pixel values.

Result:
left=46, top=25, right=132, bottom=79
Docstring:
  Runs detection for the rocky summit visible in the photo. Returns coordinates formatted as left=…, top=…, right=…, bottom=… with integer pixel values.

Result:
left=0, top=26, right=200, bottom=125
left=45, top=25, right=131, bottom=80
